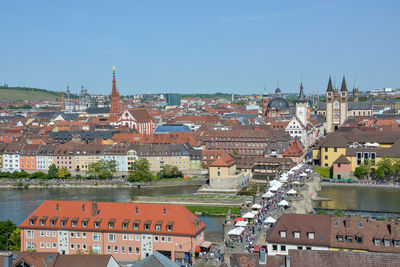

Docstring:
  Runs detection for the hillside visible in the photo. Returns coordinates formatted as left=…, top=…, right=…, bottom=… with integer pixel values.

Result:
left=0, top=86, right=61, bottom=101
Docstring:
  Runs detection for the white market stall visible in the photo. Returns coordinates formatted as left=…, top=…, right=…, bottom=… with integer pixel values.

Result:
left=287, top=189, right=297, bottom=195
left=228, top=227, right=246, bottom=236
left=278, top=200, right=290, bottom=206
left=264, top=216, right=277, bottom=224
left=262, top=191, right=275, bottom=198
left=235, top=220, right=248, bottom=227
left=242, top=212, right=255, bottom=219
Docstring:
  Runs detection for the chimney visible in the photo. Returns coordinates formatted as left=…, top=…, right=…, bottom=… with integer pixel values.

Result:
left=92, top=202, right=98, bottom=216
left=163, top=207, right=167, bottom=215
left=285, top=255, right=291, bottom=267
left=259, top=248, right=266, bottom=265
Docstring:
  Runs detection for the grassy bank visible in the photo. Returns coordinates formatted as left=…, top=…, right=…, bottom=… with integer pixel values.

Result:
left=185, top=205, right=240, bottom=216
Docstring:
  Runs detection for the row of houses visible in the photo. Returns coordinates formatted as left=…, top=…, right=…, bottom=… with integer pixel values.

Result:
left=0, top=142, right=201, bottom=175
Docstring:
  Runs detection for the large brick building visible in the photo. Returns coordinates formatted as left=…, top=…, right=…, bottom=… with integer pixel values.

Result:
left=20, top=201, right=206, bottom=263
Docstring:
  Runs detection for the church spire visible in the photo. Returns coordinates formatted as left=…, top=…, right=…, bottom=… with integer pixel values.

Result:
left=298, top=82, right=306, bottom=101
left=354, top=76, right=358, bottom=89
left=112, top=66, right=118, bottom=96
left=327, top=76, right=334, bottom=92
left=263, top=80, right=268, bottom=97
left=341, top=75, right=348, bottom=91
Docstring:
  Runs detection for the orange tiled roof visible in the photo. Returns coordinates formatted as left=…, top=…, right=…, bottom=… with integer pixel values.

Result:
left=209, top=153, right=236, bottom=167
left=20, top=200, right=205, bottom=236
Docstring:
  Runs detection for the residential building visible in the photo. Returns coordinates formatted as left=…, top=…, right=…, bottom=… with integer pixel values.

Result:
left=208, top=154, right=250, bottom=189
left=19, top=201, right=205, bottom=262
left=265, top=213, right=331, bottom=256
left=20, top=144, right=40, bottom=172
left=101, top=144, right=128, bottom=173
left=2, top=143, right=24, bottom=172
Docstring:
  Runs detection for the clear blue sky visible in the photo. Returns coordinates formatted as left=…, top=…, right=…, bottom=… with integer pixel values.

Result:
left=1, top=0, right=399, bottom=95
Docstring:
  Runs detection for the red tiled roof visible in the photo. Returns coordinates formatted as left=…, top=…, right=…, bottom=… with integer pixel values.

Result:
left=20, top=201, right=205, bottom=236
left=209, top=153, right=236, bottom=167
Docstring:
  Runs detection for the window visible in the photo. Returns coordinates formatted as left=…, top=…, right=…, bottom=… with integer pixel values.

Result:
left=128, top=247, right=133, bottom=254
left=93, top=233, right=101, bottom=241
left=308, top=232, right=315, bottom=240
left=324, top=155, right=328, bottom=160
left=123, top=223, right=128, bottom=229
left=145, top=224, right=150, bottom=231
left=384, top=239, right=391, bottom=246
left=121, top=246, right=126, bottom=254
left=156, top=225, right=161, bottom=231
left=394, top=240, right=400, bottom=247
left=82, top=232, right=86, bottom=238
left=52, top=243, right=56, bottom=248
left=72, top=221, right=77, bottom=227
left=161, top=236, right=165, bottom=242
left=356, top=236, right=363, bottom=243
left=359, top=222, right=363, bottom=228
left=40, top=242, right=45, bottom=248
left=280, top=245, right=286, bottom=251
left=123, top=234, right=127, bottom=240
left=27, top=242, right=35, bottom=250
left=70, top=232, right=74, bottom=238
left=93, top=244, right=101, bottom=253
left=70, top=243, right=74, bottom=249
left=167, top=225, right=173, bottom=232
left=83, top=244, right=87, bottom=250
left=40, top=231, right=44, bottom=236
left=154, top=236, right=159, bottom=242
left=334, top=147, right=337, bottom=152
left=129, top=234, right=134, bottom=241
left=374, top=239, right=381, bottom=246
left=338, top=235, right=344, bottom=242
left=95, top=222, right=100, bottom=228
left=294, top=232, right=300, bottom=239
left=346, top=236, right=353, bottom=243
left=135, top=235, right=140, bottom=241
left=52, top=231, right=56, bottom=237
left=107, top=245, right=111, bottom=253
left=306, top=247, right=311, bottom=250
left=135, top=247, right=140, bottom=255
left=77, top=244, right=81, bottom=250
left=134, top=224, right=139, bottom=230
left=82, top=221, right=87, bottom=228
left=46, top=231, right=50, bottom=237
left=113, top=246, right=118, bottom=253
left=324, top=147, right=328, bottom=152
left=280, top=231, right=286, bottom=238
left=297, top=246, right=303, bottom=250
left=272, top=245, right=277, bottom=251
left=167, top=236, right=172, bottom=243
left=108, top=234, right=116, bottom=242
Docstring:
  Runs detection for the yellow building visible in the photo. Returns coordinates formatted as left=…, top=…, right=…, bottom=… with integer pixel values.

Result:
left=313, top=132, right=400, bottom=172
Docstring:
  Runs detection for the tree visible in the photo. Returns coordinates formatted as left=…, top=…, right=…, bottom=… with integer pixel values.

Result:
left=333, top=209, right=344, bottom=217
left=88, top=160, right=117, bottom=179
left=376, top=168, right=385, bottom=179
left=58, top=167, right=70, bottom=179
left=128, top=158, right=153, bottom=182
left=0, top=220, right=18, bottom=250
left=29, top=172, right=47, bottom=180
left=159, top=164, right=182, bottom=179
left=47, top=164, right=58, bottom=179
left=8, top=228, right=20, bottom=251
left=354, top=165, right=367, bottom=179
left=377, top=156, right=395, bottom=177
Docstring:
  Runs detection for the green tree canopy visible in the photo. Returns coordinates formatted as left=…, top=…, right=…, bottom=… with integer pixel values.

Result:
left=88, top=160, right=117, bottom=179
left=58, top=167, right=70, bottom=179
left=128, top=158, right=153, bottom=182
left=0, top=220, right=19, bottom=251
left=47, top=164, right=58, bottom=179
left=159, top=164, right=183, bottom=179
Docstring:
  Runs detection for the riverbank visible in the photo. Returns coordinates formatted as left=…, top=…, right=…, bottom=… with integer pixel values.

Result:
left=0, top=178, right=207, bottom=189
left=131, top=194, right=249, bottom=215
left=321, top=181, right=400, bottom=189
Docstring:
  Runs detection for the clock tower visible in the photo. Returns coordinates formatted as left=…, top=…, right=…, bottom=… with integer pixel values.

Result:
left=296, top=82, right=308, bottom=126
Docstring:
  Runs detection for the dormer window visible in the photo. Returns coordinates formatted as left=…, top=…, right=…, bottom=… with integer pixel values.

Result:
left=144, top=220, right=152, bottom=231
left=61, top=217, right=68, bottom=227
left=280, top=231, right=287, bottom=238
left=108, top=219, right=115, bottom=229
left=40, top=216, right=48, bottom=226
left=338, top=235, right=344, bottom=242
left=294, top=231, right=300, bottom=239
left=71, top=217, right=78, bottom=227
left=155, top=221, right=162, bottom=231
left=167, top=221, right=174, bottom=232
left=308, top=232, right=315, bottom=240
left=82, top=221, right=87, bottom=228
left=30, top=216, right=37, bottom=226
left=374, top=239, right=381, bottom=246
left=94, top=218, right=102, bottom=229
left=122, top=219, right=130, bottom=230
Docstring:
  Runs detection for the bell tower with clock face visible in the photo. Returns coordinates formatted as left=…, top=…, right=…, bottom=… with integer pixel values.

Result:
left=296, top=82, right=308, bottom=126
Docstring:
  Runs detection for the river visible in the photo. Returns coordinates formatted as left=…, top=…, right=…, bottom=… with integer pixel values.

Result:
left=0, top=185, right=224, bottom=231
left=315, top=185, right=400, bottom=214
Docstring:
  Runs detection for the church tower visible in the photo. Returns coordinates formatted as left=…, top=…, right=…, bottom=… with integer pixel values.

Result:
left=110, top=66, right=121, bottom=123
left=326, top=76, right=335, bottom=133
left=296, top=82, right=308, bottom=126
left=339, top=76, right=349, bottom=126
left=353, top=77, right=359, bottom=102
left=262, top=80, right=269, bottom=118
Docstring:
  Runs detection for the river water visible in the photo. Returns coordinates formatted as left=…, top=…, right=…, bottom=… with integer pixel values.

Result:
left=315, top=185, right=400, bottom=213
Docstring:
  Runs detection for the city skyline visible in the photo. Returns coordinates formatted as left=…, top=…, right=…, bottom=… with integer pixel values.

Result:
left=1, top=0, right=399, bottom=94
